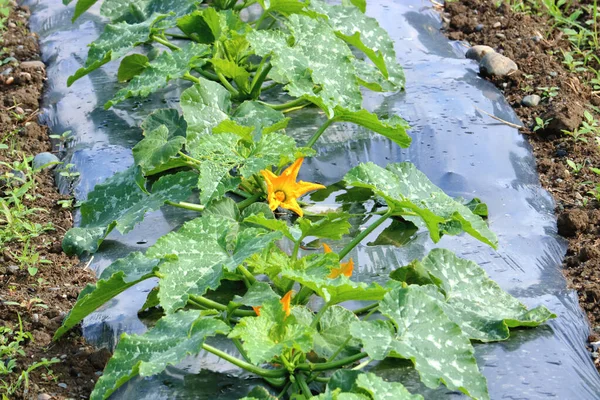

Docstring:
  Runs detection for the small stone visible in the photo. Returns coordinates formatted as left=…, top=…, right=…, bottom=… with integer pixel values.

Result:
left=475, top=24, right=484, bottom=32
left=556, top=149, right=567, bottom=158
left=591, top=341, right=600, bottom=352
left=496, top=33, right=506, bottom=39
left=15, top=106, right=24, bottom=114
left=532, top=34, right=543, bottom=42
left=7, top=265, right=19, bottom=274
left=479, top=52, right=518, bottom=78
left=38, top=394, right=52, bottom=400
left=1, top=68, right=13, bottom=76
left=9, top=169, right=26, bottom=185
left=7, top=22, right=16, bottom=28
left=19, top=60, right=45, bottom=71
left=33, top=152, right=60, bottom=170
left=32, top=313, right=39, bottom=323
left=550, top=71, right=558, bottom=77
left=522, top=94, right=541, bottom=107
left=5, top=76, right=14, bottom=85
left=58, top=382, right=68, bottom=389
left=19, top=72, right=32, bottom=81
left=465, top=45, right=495, bottom=62
left=493, top=22, right=502, bottom=28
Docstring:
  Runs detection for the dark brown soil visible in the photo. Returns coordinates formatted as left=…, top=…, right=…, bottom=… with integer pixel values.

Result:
left=440, top=0, right=600, bottom=367
left=0, top=4, right=108, bottom=399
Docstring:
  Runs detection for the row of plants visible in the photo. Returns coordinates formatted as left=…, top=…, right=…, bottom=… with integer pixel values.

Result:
left=56, top=0, right=555, bottom=399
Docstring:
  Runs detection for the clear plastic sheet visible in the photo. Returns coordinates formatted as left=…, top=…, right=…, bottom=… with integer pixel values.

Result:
left=24, top=0, right=600, bottom=397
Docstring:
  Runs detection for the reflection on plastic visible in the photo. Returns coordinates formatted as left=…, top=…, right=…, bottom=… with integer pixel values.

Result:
left=25, top=0, right=600, bottom=398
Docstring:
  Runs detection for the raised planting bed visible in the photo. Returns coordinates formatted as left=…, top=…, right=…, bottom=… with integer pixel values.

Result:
left=17, top=0, right=600, bottom=398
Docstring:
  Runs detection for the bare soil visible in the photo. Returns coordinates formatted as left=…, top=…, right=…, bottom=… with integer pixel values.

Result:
left=440, top=0, right=600, bottom=367
left=0, top=4, right=108, bottom=399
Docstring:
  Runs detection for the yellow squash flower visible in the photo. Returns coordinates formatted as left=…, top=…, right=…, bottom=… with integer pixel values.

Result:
left=323, top=243, right=354, bottom=279
left=252, top=306, right=262, bottom=316
left=280, top=290, right=293, bottom=317
left=260, top=158, right=325, bottom=217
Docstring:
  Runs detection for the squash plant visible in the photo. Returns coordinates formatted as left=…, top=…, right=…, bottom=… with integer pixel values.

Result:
left=56, top=0, right=556, bottom=399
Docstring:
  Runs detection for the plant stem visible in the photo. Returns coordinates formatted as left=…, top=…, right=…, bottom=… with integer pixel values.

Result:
left=260, top=97, right=309, bottom=111
left=310, top=303, right=330, bottom=329
left=293, top=285, right=314, bottom=305
left=296, top=373, right=312, bottom=399
left=202, top=343, right=287, bottom=378
left=165, top=201, right=205, bottom=212
left=296, top=352, right=368, bottom=372
left=151, top=35, right=181, bottom=51
left=276, top=381, right=292, bottom=398
left=178, top=151, right=201, bottom=164
left=306, top=119, right=334, bottom=148
left=338, top=209, right=393, bottom=259
left=232, top=188, right=251, bottom=198
left=253, top=11, right=270, bottom=28
left=233, top=0, right=257, bottom=10
left=183, top=73, right=201, bottom=84
left=291, top=240, right=301, bottom=259
left=250, top=63, right=273, bottom=99
left=237, top=193, right=261, bottom=210
left=353, top=303, right=377, bottom=315
left=188, top=295, right=255, bottom=317
left=193, top=68, right=220, bottom=82
left=164, top=32, right=192, bottom=40
left=217, top=72, right=240, bottom=98
left=237, top=265, right=257, bottom=285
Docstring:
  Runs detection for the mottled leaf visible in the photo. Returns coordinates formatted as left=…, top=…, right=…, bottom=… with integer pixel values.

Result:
left=402, top=249, right=555, bottom=342
left=310, top=0, right=405, bottom=90
left=91, top=311, right=229, bottom=400
left=67, top=14, right=167, bottom=86
left=229, top=297, right=314, bottom=364
left=141, top=108, right=187, bottom=139
left=343, top=162, right=497, bottom=248
left=54, top=252, right=159, bottom=339
left=248, top=14, right=362, bottom=117
left=63, top=168, right=197, bottom=255
left=132, top=125, right=186, bottom=174
left=350, top=286, right=489, bottom=400
left=106, top=43, right=210, bottom=108
left=117, top=54, right=149, bottom=82
left=100, top=0, right=198, bottom=24
left=281, top=254, right=387, bottom=304
left=147, top=215, right=281, bottom=313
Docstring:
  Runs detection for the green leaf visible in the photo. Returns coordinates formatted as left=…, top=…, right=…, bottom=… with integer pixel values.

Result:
left=211, top=57, right=251, bottom=94
left=106, top=43, right=210, bottom=108
left=132, top=125, right=186, bottom=174
left=69, top=0, right=100, bottom=22
left=177, top=8, right=223, bottom=43
left=368, top=219, right=417, bottom=247
left=180, top=79, right=231, bottom=146
left=310, top=0, right=405, bottom=91
left=62, top=226, right=108, bottom=256
left=233, top=281, right=279, bottom=307
left=63, top=168, right=197, bottom=255
left=248, top=14, right=362, bottom=117
left=341, top=0, right=366, bottom=12
left=332, top=108, right=411, bottom=148
left=90, top=311, right=229, bottom=400
left=281, top=254, right=387, bottom=304
left=403, top=249, right=556, bottom=342
left=147, top=215, right=281, bottom=313
left=190, top=130, right=307, bottom=204
left=54, top=252, right=159, bottom=339
left=294, top=305, right=361, bottom=359
left=316, top=370, right=423, bottom=400
left=350, top=286, right=489, bottom=400
left=240, top=387, right=278, bottom=400
left=258, top=0, right=310, bottom=15
left=203, top=196, right=240, bottom=222
left=232, top=101, right=289, bottom=137
left=244, top=213, right=302, bottom=241
left=141, top=108, right=187, bottom=138
left=100, top=0, right=198, bottom=23
left=343, top=162, right=498, bottom=248
left=229, top=297, right=314, bottom=365
left=117, top=54, right=149, bottom=82
left=298, top=212, right=352, bottom=240
left=67, top=14, right=168, bottom=86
